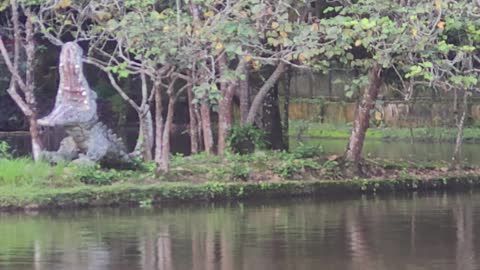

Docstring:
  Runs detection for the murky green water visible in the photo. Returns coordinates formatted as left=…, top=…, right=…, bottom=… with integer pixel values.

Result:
left=1, top=192, right=479, bottom=270
left=293, top=137, right=480, bottom=164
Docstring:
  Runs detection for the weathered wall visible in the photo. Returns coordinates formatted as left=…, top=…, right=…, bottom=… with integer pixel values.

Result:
left=286, top=99, right=480, bottom=128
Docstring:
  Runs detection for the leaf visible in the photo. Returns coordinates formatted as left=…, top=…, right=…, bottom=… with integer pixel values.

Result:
left=437, top=21, right=445, bottom=29
left=0, top=0, right=9, bottom=12
left=271, top=22, right=279, bottom=29
left=204, top=10, right=214, bottom=17
left=118, top=70, right=130, bottom=79
left=345, top=90, right=354, bottom=98
left=57, top=0, right=71, bottom=9
left=215, top=42, right=224, bottom=50
left=420, top=62, right=433, bottom=68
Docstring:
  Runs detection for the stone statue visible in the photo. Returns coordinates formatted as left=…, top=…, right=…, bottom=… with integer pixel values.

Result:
left=38, top=42, right=132, bottom=167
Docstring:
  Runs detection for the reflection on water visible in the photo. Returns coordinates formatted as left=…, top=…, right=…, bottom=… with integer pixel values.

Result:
left=1, top=192, right=480, bottom=270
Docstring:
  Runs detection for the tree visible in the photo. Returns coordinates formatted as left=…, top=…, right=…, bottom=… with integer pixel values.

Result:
left=401, top=0, right=480, bottom=167
left=318, top=0, right=460, bottom=172
left=0, top=0, right=44, bottom=161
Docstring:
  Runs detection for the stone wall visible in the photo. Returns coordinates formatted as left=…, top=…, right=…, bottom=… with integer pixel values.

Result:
left=286, top=99, right=480, bottom=128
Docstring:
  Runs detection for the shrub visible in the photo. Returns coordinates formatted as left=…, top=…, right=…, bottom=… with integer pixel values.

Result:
left=292, top=143, right=323, bottom=159
left=227, top=125, right=265, bottom=155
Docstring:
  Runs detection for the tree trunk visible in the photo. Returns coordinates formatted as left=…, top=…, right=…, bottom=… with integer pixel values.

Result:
left=282, top=67, right=291, bottom=151
left=0, top=4, right=44, bottom=161
left=187, top=86, right=199, bottom=154
left=263, top=83, right=285, bottom=150
left=135, top=108, right=153, bottom=161
left=246, top=62, right=286, bottom=124
left=25, top=11, right=44, bottom=161
left=218, top=87, right=234, bottom=156
left=159, top=95, right=176, bottom=172
left=217, top=55, right=235, bottom=156
left=452, top=89, right=468, bottom=167
left=28, top=116, right=43, bottom=161
left=201, top=102, right=214, bottom=154
left=345, top=65, right=382, bottom=166
left=239, top=66, right=250, bottom=125
left=154, top=83, right=164, bottom=167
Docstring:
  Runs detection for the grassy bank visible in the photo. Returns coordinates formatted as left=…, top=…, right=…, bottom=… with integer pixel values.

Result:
left=1, top=147, right=480, bottom=210
left=3, top=175, right=480, bottom=210
left=289, top=121, right=480, bottom=142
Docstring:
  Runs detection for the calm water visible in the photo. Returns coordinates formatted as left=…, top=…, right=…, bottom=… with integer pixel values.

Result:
left=0, top=192, right=479, bottom=270
left=293, top=137, right=480, bottom=164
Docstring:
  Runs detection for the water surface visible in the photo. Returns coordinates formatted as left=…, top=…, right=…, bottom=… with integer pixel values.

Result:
left=1, top=192, right=479, bottom=270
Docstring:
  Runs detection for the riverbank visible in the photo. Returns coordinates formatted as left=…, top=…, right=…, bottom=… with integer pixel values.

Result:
left=2, top=148, right=480, bottom=210
left=289, top=121, right=480, bottom=142
left=3, top=175, right=480, bottom=211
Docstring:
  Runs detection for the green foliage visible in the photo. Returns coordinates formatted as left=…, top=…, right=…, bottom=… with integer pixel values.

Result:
left=274, top=151, right=320, bottom=178
left=0, top=158, right=72, bottom=187
left=292, top=143, right=323, bottom=159
left=73, top=166, right=138, bottom=186
left=206, top=157, right=251, bottom=182
left=227, top=125, right=266, bottom=155
left=322, top=160, right=342, bottom=179
left=0, top=141, right=12, bottom=159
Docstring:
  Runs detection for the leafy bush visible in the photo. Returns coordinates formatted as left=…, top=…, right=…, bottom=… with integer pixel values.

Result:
left=230, top=163, right=250, bottom=181
left=73, top=165, right=135, bottom=185
left=274, top=152, right=319, bottom=178
left=292, top=143, right=323, bottom=159
left=322, top=160, right=342, bottom=179
left=227, top=125, right=265, bottom=155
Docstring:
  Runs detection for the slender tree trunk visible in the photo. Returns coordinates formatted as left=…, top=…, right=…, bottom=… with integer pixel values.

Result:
left=28, top=115, right=43, bottom=161
left=218, top=87, right=234, bottom=156
left=246, top=62, right=286, bottom=124
left=263, top=83, right=285, bottom=150
left=282, top=67, right=291, bottom=151
left=452, top=89, right=468, bottom=167
left=195, top=105, right=204, bottom=151
left=25, top=11, right=43, bottom=161
left=0, top=5, right=44, bottom=161
left=187, top=86, right=199, bottom=154
left=201, top=102, right=214, bottom=154
left=159, top=95, right=176, bottom=172
left=345, top=65, right=382, bottom=167
left=217, top=56, right=235, bottom=156
left=239, top=66, right=250, bottom=125
left=154, top=83, right=164, bottom=167
left=135, top=108, right=153, bottom=161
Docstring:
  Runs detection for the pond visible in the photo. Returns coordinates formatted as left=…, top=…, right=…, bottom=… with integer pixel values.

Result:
left=0, top=191, right=479, bottom=270
left=293, top=137, right=480, bottom=164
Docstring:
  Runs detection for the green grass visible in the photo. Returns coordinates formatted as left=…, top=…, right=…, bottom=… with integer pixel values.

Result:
left=0, top=158, right=74, bottom=187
